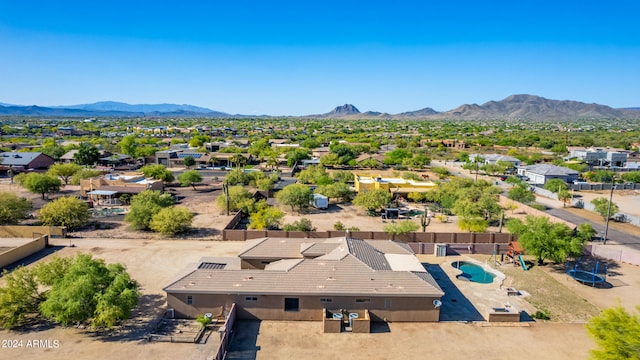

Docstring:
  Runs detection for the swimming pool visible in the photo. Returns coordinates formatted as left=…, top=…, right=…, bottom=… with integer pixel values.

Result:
left=452, top=261, right=495, bottom=284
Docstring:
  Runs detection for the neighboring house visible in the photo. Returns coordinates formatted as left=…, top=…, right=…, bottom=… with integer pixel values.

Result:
left=354, top=175, right=437, bottom=195
left=0, top=152, right=55, bottom=172
left=311, top=146, right=331, bottom=158
left=355, top=154, right=385, bottom=167
left=79, top=172, right=164, bottom=204
left=164, top=236, right=444, bottom=322
left=59, top=149, right=78, bottom=163
left=567, top=146, right=628, bottom=167
left=156, top=149, right=253, bottom=168
left=517, top=164, right=579, bottom=184
left=97, top=153, right=134, bottom=168
left=469, top=154, right=521, bottom=167
left=301, top=158, right=321, bottom=167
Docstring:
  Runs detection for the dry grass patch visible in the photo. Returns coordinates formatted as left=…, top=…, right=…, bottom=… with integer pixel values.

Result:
left=499, top=261, right=600, bottom=322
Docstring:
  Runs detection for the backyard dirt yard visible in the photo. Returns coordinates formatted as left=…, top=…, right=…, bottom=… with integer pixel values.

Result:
left=0, top=238, right=617, bottom=360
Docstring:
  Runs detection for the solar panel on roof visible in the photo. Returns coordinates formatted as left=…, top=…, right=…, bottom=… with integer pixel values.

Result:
left=178, top=153, right=202, bottom=158
left=198, top=262, right=226, bottom=270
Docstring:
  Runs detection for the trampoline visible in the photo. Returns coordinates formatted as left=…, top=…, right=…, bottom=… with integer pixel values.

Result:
left=566, top=260, right=607, bottom=287
left=566, top=269, right=606, bottom=286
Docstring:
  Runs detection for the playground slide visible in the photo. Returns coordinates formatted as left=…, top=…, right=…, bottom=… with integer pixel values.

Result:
left=518, top=255, right=528, bottom=271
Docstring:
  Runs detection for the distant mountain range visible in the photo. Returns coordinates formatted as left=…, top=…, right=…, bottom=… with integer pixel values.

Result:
left=0, top=101, right=229, bottom=118
left=54, top=101, right=216, bottom=114
left=1, top=95, right=639, bottom=120
left=315, top=95, right=640, bottom=120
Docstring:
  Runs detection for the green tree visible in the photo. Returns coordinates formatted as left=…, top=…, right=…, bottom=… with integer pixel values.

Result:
left=353, top=189, right=392, bottom=213
left=125, top=190, right=174, bottom=230
left=149, top=206, right=193, bottom=235
left=216, top=185, right=254, bottom=213
left=544, top=178, right=569, bottom=193
left=177, top=170, right=202, bottom=190
left=383, top=148, right=412, bottom=165
left=506, top=215, right=585, bottom=265
left=383, top=220, right=419, bottom=235
left=586, top=305, right=640, bottom=360
left=457, top=217, right=489, bottom=232
left=558, top=189, right=572, bottom=208
left=285, top=148, right=310, bottom=167
left=621, top=171, right=640, bottom=183
left=276, top=184, right=312, bottom=212
left=119, top=135, right=138, bottom=158
left=39, top=196, right=90, bottom=230
left=140, top=164, right=175, bottom=183
left=314, top=182, right=352, bottom=203
left=248, top=205, right=284, bottom=230
left=402, top=154, right=431, bottom=169
left=74, top=142, right=100, bottom=166
left=507, top=185, right=536, bottom=204
left=297, top=165, right=329, bottom=184
left=47, top=162, right=83, bottom=185
left=225, top=168, right=250, bottom=186
left=0, top=192, right=32, bottom=225
left=576, top=223, right=596, bottom=243
left=39, top=253, right=140, bottom=328
left=592, top=197, right=619, bottom=220
left=282, top=218, right=316, bottom=231
left=585, top=170, right=616, bottom=183
left=182, top=155, right=196, bottom=169
left=22, top=172, right=62, bottom=199
left=430, top=166, right=451, bottom=179
left=0, top=266, right=43, bottom=329
left=70, top=168, right=103, bottom=185
left=229, top=153, right=248, bottom=168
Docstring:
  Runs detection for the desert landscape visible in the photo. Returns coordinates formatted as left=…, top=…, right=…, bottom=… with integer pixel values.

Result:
left=1, top=179, right=639, bottom=359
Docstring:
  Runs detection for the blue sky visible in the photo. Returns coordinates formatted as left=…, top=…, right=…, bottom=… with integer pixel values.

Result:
left=1, top=1, right=639, bottom=115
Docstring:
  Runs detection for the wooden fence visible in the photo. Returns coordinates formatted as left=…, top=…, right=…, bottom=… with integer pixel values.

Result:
left=213, top=304, right=237, bottom=360
left=223, top=228, right=514, bottom=244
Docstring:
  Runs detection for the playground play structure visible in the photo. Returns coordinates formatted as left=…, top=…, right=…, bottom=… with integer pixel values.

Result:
left=507, top=241, right=528, bottom=271
left=565, top=259, right=608, bottom=287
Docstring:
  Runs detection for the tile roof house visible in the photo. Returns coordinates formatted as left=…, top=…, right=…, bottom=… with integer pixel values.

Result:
left=164, top=237, right=444, bottom=322
left=0, top=152, right=55, bottom=172
left=469, top=154, right=521, bottom=167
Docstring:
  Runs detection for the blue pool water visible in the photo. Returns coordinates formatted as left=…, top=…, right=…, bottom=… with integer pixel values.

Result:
left=452, top=261, right=495, bottom=284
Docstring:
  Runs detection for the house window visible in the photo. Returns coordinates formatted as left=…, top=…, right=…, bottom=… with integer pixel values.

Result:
left=384, top=298, right=392, bottom=308
left=320, top=298, right=332, bottom=303
left=284, top=298, right=300, bottom=312
left=187, top=296, right=193, bottom=305
left=355, top=298, right=370, bottom=303
left=245, top=296, right=258, bottom=302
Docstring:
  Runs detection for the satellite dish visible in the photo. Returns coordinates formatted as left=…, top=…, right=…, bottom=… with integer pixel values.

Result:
left=433, top=300, right=442, bottom=308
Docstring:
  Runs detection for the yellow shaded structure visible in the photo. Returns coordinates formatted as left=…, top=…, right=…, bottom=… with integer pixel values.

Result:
left=354, top=175, right=437, bottom=194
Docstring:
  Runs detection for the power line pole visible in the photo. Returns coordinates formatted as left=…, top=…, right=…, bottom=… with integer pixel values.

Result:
left=603, top=177, right=616, bottom=245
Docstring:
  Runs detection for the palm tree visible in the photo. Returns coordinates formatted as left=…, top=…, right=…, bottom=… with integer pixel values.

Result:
left=230, top=154, right=247, bottom=169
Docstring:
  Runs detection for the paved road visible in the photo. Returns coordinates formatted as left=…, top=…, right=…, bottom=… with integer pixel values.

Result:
left=546, top=208, right=640, bottom=251
left=430, top=160, right=640, bottom=251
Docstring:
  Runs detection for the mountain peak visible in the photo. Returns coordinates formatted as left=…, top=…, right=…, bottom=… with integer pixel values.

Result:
left=328, top=104, right=360, bottom=115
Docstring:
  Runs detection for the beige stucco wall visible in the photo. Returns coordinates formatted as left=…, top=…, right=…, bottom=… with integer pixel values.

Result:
left=0, top=226, right=66, bottom=238
left=0, top=236, right=47, bottom=269
left=167, top=292, right=440, bottom=322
